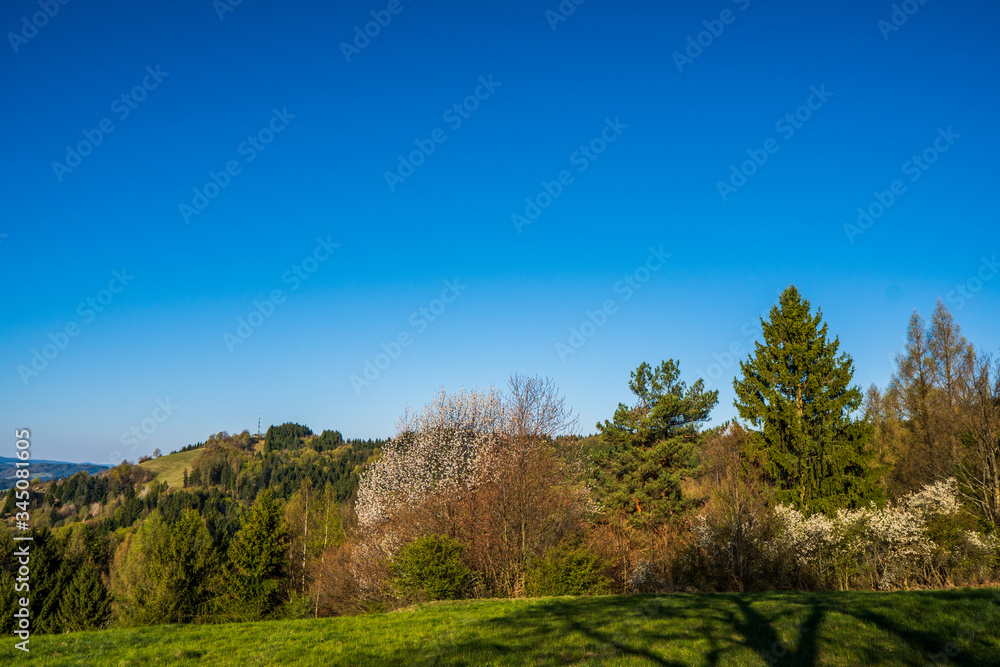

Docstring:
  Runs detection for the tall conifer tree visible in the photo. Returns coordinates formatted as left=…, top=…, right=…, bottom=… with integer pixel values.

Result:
left=733, top=286, right=884, bottom=513
left=225, top=490, right=288, bottom=619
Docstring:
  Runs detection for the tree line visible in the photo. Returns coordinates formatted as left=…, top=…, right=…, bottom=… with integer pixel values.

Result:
left=2, top=285, right=997, bottom=630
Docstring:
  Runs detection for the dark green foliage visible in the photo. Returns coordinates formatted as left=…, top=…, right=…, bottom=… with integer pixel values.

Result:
left=734, top=286, right=886, bottom=514
left=311, top=429, right=345, bottom=452
left=172, top=441, right=205, bottom=455
left=0, top=529, right=18, bottom=635
left=594, top=360, right=718, bottom=524
left=111, top=510, right=219, bottom=626
left=391, top=535, right=471, bottom=601
left=263, top=423, right=314, bottom=453
left=56, top=563, right=112, bottom=632
left=524, top=542, right=612, bottom=596
left=224, top=490, right=288, bottom=620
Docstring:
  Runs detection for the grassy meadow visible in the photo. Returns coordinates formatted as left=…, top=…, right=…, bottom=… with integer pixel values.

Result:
left=138, top=449, right=201, bottom=490
left=21, top=588, right=1000, bottom=666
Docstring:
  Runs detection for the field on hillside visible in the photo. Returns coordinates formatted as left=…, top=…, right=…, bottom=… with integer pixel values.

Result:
left=138, top=449, right=201, bottom=489
left=21, top=589, right=1000, bottom=666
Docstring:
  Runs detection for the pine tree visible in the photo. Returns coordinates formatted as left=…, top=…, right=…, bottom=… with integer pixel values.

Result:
left=594, top=360, right=718, bottom=525
left=734, top=286, right=884, bottom=514
left=224, top=490, right=288, bottom=620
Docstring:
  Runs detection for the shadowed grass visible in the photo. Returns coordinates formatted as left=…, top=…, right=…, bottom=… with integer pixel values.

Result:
left=18, top=588, right=1000, bottom=666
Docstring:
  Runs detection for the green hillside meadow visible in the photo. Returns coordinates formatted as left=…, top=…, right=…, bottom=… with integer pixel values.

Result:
left=21, top=589, right=1000, bottom=666
left=137, top=449, right=202, bottom=489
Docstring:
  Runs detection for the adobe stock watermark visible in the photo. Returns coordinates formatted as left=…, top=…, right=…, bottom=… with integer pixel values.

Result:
left=213, top=0, right=245, bottom=21
left=7, top=0, right=71, bottom=54
left=350, top=279, right=467, bottom=394
left=545, top=0, right=588, bottom=31
left=716, top=84, right=833, bottom=202
left=109, top=398, right=179, bottom=465
left=945, top=255, right=998, bottom=311
left=878, top=0, right=930, bottom=41
left=179, top=107, right=295, bottom=224
left=556, top=246, right=669, bottom=362
left=384, top=75, right=501, bottom=191
left=340, top=0, right=417, bottom=63
left=843, top=126, right=959, bottom=243
left=695, top=307, right=769, bottom=389
left=51, top=66, right=169, bottom=182
left=512, top=116, right=628, bottom=233
left=672, top=0, right=751, bottom=73
left=17, top=269, right=134, bottom=386
left=223, top=236, right=339, bottom=352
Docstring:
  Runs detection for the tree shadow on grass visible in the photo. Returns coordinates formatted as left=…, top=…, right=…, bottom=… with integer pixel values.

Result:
left=820, top=588, right=1000, bottom=667
left=474, top=594, right=822, bottom=666
left=325, top=589, right=1000, bottom=666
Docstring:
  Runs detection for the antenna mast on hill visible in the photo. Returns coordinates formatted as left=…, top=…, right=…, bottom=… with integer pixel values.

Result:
left=257, top=413, right=261, bottom=437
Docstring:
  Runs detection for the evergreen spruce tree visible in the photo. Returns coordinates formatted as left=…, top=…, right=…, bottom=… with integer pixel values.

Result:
left=111, top=510, right=218, bottom=626
left=594, top=360, right=718, bottom=525
left=734, top=286, right=884, bottom=514
left=225, top=490, right=288, bottom=620
left=55, top=564, right=112, bottom=632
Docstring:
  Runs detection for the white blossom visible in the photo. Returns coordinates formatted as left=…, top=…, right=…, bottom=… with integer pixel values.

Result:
left=355, top=387, right=505, bottom=530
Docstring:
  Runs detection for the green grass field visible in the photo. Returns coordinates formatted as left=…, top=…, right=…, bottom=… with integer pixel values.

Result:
left=138, top=449, right=201, bottom=489
left=20, top=588, right=1000, bottom=666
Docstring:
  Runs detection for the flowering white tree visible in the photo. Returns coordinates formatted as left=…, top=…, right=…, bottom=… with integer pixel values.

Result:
left=354, top=376, right=588, bottom=597
left=355, top=386, right=505, bottom=530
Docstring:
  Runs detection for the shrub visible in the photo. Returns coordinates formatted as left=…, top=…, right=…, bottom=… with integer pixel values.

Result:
left=524, top=541, right=611, bottom=597
left=764, top=478, right=999, bottom=590
left=391, top=535, right=471, bottom=601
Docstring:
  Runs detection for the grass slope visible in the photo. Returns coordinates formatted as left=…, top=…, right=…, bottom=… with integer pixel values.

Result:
left=22, top=589, right=1000, bottom=666
left=138, top=449, right=201, bottom=489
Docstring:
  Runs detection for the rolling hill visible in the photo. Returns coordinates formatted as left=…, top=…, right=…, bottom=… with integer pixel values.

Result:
left=138, top=449, right=203, bottom=489
left=0, top=457, right=110, bottom=490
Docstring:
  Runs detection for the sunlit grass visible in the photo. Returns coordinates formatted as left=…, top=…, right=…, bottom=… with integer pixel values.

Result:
left=22, top=588, right=1000, bottom=666
left=138, top=449, right=202, bottom=489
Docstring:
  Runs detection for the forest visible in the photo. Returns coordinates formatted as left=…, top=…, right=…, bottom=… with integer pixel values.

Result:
left=2, top=285, right=998, bottom=633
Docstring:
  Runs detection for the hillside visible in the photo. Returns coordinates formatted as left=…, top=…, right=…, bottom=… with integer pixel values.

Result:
left=24, top=589, right=1000, bottom=666
left=0, top=457, right=110, bottom=490
left=138, top=449, right=202, bottom=489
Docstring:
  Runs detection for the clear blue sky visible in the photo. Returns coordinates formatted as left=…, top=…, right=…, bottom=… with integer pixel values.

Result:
left=2, top=0, right=998, bottom=464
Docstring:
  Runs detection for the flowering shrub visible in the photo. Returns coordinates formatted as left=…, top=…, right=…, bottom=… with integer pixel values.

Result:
left=696, top=477, right=999, bottom=591
left=767, top=478, right=998, bottom=590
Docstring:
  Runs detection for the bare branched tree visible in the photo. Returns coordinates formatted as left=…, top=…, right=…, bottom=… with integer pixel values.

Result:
left=504, top=373, right=578, bottom=438
left=956, top=352, right=1000, bottom=526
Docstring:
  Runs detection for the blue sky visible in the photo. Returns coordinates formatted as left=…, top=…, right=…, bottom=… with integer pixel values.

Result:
left=2, top=0, right=998, bottom=464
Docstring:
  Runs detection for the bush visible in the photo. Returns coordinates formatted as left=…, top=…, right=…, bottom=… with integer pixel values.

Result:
left=391, top=535, right=471, bottom=601
left=524, top=541, right=611, bottom=597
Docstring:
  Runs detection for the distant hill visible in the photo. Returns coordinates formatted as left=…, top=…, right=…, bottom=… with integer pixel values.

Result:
left=0, top=456, right=111, bottom=490
left=138, top=448, right=202, bottom=489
